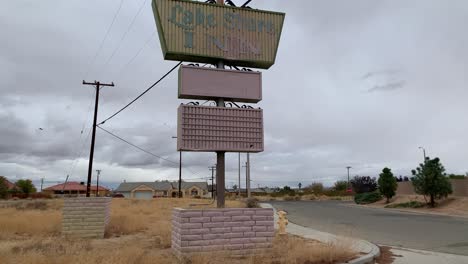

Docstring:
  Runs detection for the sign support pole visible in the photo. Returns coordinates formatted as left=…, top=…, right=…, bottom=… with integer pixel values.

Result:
left=215, top=59, right=226, bottom=207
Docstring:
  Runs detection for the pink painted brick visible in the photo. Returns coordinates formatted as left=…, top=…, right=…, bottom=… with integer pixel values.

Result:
left=230, top=238, right=251, bottom=244
left=232, top=226, right=251, bottom=232
left=232, top=215, right=251, bottom=221
left=268, top=226, right=275, bottom=231
left=223, top=210, right=245, bottom=216
left=180, top=211, right=203, bottom=218
left=189, top=217, right=211, bottom=223
left=224, top=221, right=243, bottom=227
left=244, top=232, right=256, bottom=237
left=203, top=233, right=224, bottom=240
left=243, top=210, right=255, bottom=215
left=225, top=244, right=243, bottom=250
left=255, top=231, right=274, bottom=237
left=255, top=221, right=274, bottom=227
left=223, top=232, right=244, bottom=239
left=254, top=209, right=273, bottom=216
left=250, top=237, right=267, bottom=243
left=189, top=228, right=210, bottom=235
left=252, top=215, right=273, bottom=221
left=252, top=226, right=267, bottom=232
left=173, top=216, right=189, bottom=223
left=242, top=221, right=256, bottom=226
left=210, top=238, right=229, bottom=245
left=181, top=234, right=203, bottom=241
left=203, top=222, right=224, bottom=228
left=189, top=240, right=211, bottom=246
left=202, top=245, right=224, bottom=251
left=243, top=243, right=256, bottom=249
left=181, top=223, right=203, bottom=229
left=203, top=211, right=223, bottom=217
left=211, top=216, right=231, bottom=222
left=211, top=227, right=231, bottom=233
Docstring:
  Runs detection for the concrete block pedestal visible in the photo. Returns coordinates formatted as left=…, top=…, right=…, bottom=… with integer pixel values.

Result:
left=62, top=197, right=111, bottom=239
left=172, top=207, right=275, bottom=257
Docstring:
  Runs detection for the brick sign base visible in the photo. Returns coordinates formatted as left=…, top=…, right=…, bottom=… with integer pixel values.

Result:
left=172, top=208, right=274, bottom=257
left=62, top=197, right=111, bottom=239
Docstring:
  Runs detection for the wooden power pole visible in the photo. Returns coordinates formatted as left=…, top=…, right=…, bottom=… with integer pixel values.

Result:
left=82, top=80, right=114, bottom=197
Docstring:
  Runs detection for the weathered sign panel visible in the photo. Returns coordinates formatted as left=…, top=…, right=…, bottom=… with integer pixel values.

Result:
left=151, top=0, right=285, bottom=69
left=177, top=105, right=263, bottom=152
left=178, top=65, right=262, bottom=103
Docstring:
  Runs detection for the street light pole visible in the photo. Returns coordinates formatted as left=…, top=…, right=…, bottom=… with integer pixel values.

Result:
left=346, top=166, right=352, bottom=189
left=418, top=146, right=426, bottom=162
left=172, top=136, right=182, bottom=198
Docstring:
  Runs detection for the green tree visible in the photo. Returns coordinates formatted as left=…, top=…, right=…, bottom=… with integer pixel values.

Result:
left=15, top=179, right=36, bottom=196
left=334, top=180, right=348, bottom=191
left=0, top=176, right=8, bottom=199
left=378, top=167, right=397, bottom=203
left=411, top=157, right=452, bottom=207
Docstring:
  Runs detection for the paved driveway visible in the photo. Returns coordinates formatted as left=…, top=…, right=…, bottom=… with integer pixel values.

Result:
left=270, top=200, right=468, bottom=256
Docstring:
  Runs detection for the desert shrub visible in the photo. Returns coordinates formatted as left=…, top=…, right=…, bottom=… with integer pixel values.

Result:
left=385, top=201, right=425, bottom=208
left=246, top=198, right=259, bottom=208
left=334, top=181, right=348, bottom=191
left=354, top=192, right=382, bottom=204
left=378, top=167, right=397, bottom=203
left=0, top=176, right=8, bottom=199
left=448, top=174, right=466, bottom=179
left=30, top=192, right=52, bottom=199
left=412, top=157, right=452, bottom=207
left=284, top=196, right=298, bottom=201
left=351, top=176, right=378, bottom=194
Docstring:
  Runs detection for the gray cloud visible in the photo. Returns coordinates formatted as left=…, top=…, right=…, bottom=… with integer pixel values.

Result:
left=1, top=0, right=468, bottom=188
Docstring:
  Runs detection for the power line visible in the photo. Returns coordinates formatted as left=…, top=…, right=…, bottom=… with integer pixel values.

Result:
left=97, top=125, right=178, bottom=165
left=83, top=0, right=125, bottom=79
left=100, top=0, right=148, bottom=75
left=97, top=125, right=206, bottom=177
left=114, top=31, right=156, bottom=80
left=98, top=61, right=182, bottom=125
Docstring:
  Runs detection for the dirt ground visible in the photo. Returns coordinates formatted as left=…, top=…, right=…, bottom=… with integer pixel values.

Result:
left=363, top=195, right=468, bottom=218
left=0, top=198, right=357, bottom=264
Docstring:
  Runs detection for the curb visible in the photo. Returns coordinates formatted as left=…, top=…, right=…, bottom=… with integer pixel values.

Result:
left=260, top=203, right=380, bottom=264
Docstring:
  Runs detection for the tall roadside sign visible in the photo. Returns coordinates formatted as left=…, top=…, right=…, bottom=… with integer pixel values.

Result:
left=152, top=0, right=285, bottom=69
left=151, top=0, right=285, bottom=207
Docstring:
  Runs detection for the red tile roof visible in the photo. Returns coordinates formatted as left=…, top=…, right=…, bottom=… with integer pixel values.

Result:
left=44, top=182, right=109, bottom=191
left=4, top=178, right=15, bottom=189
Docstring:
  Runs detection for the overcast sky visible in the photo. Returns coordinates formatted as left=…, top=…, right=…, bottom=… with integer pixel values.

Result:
left=1, top=0, right=468, bottom=190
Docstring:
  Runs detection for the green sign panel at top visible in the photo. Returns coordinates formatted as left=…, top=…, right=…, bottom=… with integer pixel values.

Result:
left=151, top=0, right=285, bottom=69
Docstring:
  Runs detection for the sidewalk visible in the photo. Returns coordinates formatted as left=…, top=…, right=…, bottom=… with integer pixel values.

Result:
left=261, top=203, right=468, bottom=264
left=385, top=246, right=468, bottom=264
left=260, top=203, right=380, bottom=264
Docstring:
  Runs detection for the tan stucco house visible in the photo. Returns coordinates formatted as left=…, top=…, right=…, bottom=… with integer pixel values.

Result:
left=114, top=181, right=209, bottom=199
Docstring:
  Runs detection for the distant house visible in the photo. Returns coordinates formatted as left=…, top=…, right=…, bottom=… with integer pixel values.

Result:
left=43, top=182, right=110, bottom=197
left=2, top=177, right=16, bottom=190
left=114, top=181, right=209, bottom=199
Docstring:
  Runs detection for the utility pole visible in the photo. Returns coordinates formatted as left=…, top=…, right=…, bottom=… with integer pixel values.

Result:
left=96, top=169, right=101, bottom=197
left=209, top=166, right=216, bottom=198
left=247, top=153, right=251, bottom=198
left=40, top=178, right=44, bottom=192
left=243, top=162, right=248, bottom=197
left=346, top=166, right=352, bottom=189
left=238, top=153, right=241, bottom=197
left=62, top=175, right=69, bottom=195
left=82, top=80, right=114, bottom=197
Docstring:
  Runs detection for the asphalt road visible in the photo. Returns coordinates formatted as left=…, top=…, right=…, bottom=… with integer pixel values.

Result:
left=270, top=200, right=468, bottom=256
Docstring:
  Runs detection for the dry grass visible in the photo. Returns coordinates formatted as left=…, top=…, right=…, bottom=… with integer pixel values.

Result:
left=0, top=198, right=357, bottom=264
left=364, top=195, right=468, bottom=217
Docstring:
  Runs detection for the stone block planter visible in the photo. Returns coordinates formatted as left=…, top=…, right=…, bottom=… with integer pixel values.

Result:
left=172, top=207, right=274, bottom=257
left=62, top=197, right=111, bottom=239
